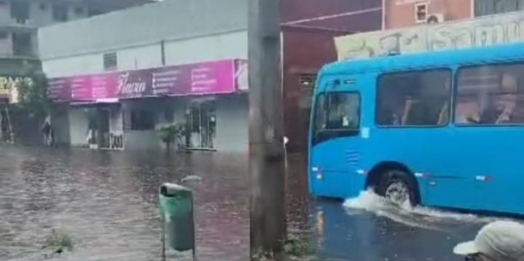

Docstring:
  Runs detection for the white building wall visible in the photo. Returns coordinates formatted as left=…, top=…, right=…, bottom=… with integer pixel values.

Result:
left=37, top=0, right=247, bottom=60
left=214, top=94, right=249, bottom=153
left=41, top=30, right=247, bottom=78
left=116, top=44, right=163, bottom=71
left=163, top=31, right=247, bottom=65
left=41, top=53, right=104, bottom=78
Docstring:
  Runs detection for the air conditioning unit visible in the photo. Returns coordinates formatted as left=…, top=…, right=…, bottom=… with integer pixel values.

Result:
left=426, top=13, right=445, bottom=24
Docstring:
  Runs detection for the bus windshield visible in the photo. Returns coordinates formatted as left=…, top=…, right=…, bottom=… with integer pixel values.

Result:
left=313, top=92, right=360, bottom=136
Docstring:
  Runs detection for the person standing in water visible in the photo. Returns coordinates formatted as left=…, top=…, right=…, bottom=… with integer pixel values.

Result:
left=41, top=118, right=53, bottom=146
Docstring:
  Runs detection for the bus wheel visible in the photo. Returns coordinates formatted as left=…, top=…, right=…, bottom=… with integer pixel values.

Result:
left=377, top=170, right=418, bottom=207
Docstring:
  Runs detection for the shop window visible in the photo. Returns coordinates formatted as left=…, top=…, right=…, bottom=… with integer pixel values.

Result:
left=455, top=63, right=524, bottom=125
left=10, top=1, right=30, bottom=24
left=103, top=52, right=117, bottom=71
left=52, top=4, right=68, bottom=22
left=474, top=0, right=524, bottom=17
left=130, top=110, right=155, bottom=130
left=0, top=31, right=8, bottom=39
left=376, top=69, right=451, bottom=126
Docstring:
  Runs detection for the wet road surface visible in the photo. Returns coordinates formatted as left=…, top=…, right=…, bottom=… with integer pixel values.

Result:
left=0, top=147, right=498, bottom=261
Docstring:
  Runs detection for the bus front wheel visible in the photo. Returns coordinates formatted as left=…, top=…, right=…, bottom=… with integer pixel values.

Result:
left=376, top=169, right=419, bottom=207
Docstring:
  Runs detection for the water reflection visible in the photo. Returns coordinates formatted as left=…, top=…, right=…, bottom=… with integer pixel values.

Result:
left=0, top=148, right=251, bottom=261
left=0, top=147, right=485, bottom=261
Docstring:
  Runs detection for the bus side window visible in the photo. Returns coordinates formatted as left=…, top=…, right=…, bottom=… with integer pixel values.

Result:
left=376, top=69, right=451, bottom=127
left=455, top=64, right=524, bottom=125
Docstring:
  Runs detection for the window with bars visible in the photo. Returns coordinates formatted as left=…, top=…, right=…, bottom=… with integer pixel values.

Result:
left=414, top=3, right=428, bottom=23
left=298, top=74, right=317, bottom=109
left=299, top=74, right=316, bottom=94
left=103, top=52, right=117, bottom=71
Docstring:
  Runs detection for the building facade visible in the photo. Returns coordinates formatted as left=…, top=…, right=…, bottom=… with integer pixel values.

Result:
left=384, top=0, right=524, bottom=30
left=39, top=0, right=383, bottom=153
left=40, top=0, right=248, bottom=152
left=0, top=0, right=149, bottom=144
left=335, top=0, right=524, bottom=61
left=384, top=0, right=472, bottom=29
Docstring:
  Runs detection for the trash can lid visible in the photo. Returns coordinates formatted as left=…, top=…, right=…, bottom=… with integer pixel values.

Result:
left=160, top=183, right=192, bottom=197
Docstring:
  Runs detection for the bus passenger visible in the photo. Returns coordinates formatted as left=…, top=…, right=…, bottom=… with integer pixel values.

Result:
left=437, top=80, right=451, bottom=125
left=494, top=74, right=518, bottom=124
left=474, top=74, right=517, bottom=124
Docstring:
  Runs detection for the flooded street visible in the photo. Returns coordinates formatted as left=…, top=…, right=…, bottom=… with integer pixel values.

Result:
left=0, top=147, right=498, bottom=261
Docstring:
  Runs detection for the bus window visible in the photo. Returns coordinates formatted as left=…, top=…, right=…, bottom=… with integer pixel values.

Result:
left=376, top=69, right=451, bottom=127
left=313, top=93, right=326, bottom=135
left=313, top=92, right=360, bottom=136
left=326, top=93, right=360, bottom=129
left=455, top=63, right=524, bottom=125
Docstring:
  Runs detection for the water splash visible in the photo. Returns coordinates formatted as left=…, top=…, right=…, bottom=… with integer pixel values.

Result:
left=343, top=190, right=498, bottom=230
left=181, top=175, right=203, bottom=182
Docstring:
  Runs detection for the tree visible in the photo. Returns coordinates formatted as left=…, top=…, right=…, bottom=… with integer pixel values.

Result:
left=0, top=65, right=52, bottom=143
left=16, top=67, right=51, bottom=118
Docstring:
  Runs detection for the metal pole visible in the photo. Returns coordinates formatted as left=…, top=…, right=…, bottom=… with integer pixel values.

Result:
left=161, top=212, right=166, bottom=261
left=191, top=196, right=196, bottom=260
left=5, top=107, right=13, bottom=143
left=248, top=0, right=286, bottom=259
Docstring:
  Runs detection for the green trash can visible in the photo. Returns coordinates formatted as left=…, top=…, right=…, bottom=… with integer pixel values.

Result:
left=159, top=183, right=195, bottom=252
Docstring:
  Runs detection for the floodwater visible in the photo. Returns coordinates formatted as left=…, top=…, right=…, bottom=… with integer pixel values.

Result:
left=0, top=147, right=504, bottom=261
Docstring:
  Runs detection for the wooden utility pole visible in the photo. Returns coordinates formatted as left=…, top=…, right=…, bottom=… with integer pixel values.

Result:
left=248, top=0, right=286, bottom=259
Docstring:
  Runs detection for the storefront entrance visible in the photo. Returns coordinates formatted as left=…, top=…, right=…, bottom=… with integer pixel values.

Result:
left=86, top=105, right=123, bottom=150
left=87, top=108, right=110, bottom=149
left=97, top=109, right=110, bottom=149
left=185, top=98, right=216, bottom=150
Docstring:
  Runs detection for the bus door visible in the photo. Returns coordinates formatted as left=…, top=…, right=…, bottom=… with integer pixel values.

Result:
left=310, top=76, right=364, bottom=198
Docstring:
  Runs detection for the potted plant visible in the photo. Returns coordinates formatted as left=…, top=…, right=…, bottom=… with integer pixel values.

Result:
left=156, top=122, right=185, bottom=151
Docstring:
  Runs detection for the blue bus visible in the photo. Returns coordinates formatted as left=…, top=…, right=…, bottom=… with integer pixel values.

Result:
left=309, top=42, right=524, bottom=215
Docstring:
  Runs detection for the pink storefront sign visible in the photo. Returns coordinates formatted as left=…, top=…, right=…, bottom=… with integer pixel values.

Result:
left=47, top=59, right=239, bottom=102
left=152, top=60, right=237, bottom=96
left=70, top=74, right=120, bottom=101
